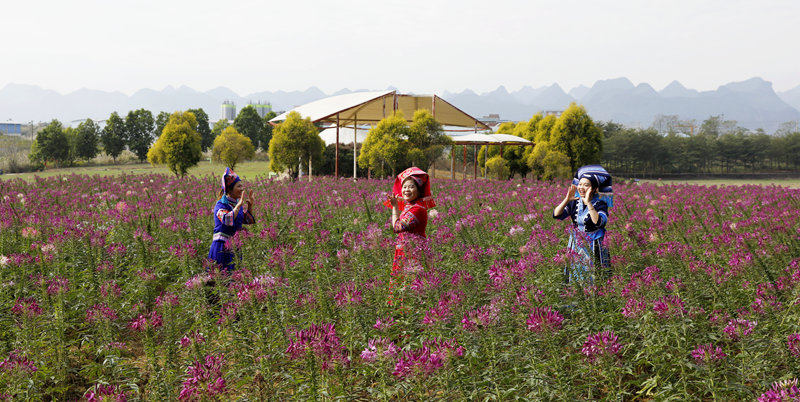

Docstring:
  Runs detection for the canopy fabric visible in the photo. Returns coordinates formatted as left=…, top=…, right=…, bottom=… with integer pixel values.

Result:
left=449, top=133, right=531, bottom=145
left=318, top=127, right=369, bottom=146
left=270, top=90, right=490, bottom=131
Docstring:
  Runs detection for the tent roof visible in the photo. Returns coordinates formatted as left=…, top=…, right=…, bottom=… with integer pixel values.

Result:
left=270, top=90, right=490, bottom=131
left=449, top=133, right=532, bottom=145
left=318, top=127, right=369, bottom=146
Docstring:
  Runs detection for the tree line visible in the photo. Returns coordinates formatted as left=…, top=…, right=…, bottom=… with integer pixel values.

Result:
left=29, top=106, right=276, bottom=170
left=601, top=116, right=800, bottom=175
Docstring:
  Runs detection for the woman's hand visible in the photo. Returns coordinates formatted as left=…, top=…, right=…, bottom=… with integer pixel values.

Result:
left=581, top=187, right=593, bottom=205
left=247, top=190, right=255, bottom=207
left=565, top=184, right=577, bottom=201
left=387, top=193, right=400, bottom=208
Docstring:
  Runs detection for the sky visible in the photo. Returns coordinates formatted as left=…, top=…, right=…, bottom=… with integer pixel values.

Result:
left=2, top=0, right=799, bottom=96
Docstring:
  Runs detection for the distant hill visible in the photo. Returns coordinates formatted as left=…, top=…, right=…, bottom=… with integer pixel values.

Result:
left=1, top=77, right=799, bottom=133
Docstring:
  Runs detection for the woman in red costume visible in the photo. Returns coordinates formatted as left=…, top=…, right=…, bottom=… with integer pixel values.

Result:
left=384, top=167, right=435, bottom=307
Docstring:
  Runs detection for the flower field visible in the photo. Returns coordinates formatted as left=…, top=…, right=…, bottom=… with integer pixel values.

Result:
left=1, top=174, right=800, bottom=400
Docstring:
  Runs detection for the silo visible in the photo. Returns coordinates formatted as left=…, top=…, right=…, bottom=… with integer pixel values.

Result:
left=220, top=101, right=237, bottom=121
left=247, top=101, right=272, bottom=118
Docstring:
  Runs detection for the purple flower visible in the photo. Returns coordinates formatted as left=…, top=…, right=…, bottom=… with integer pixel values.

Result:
left=581, top=330, right=623, bottom=362
left=86, top=303, right=118, bottom=323
left=179, top=353, right=227, bottom=401
left=461, top=298, right=502, bottom=331
left=285, top=323, right=349, bottom=370
left=621, top=297, right=647, bottom=318
left=360, top=337, right=399, bottom=362
left=787, top=334, right=800, bottom=358
left=691, top=343, right=726, bottom=365
left=0, top=350, right=37, bottom=374
left=526, top=307, right=564, bottom=334
left=652, top=295, right=688, bottom=319
left=86, top=384, right=127, bottom=402
left=10, top=297, right=43, bottom=317
left=129, top=311, right=163, bottom=332
left=392, top=338, right=464, bottom=379
left=723, top=318, right=757, bottom=341
left=757, top=378, right=800, bottom=402
left=46, top=275, right=69, bottom=295
left=333, top=281, right=363, bottom=307
left=373, top=316, right=395, bottom=330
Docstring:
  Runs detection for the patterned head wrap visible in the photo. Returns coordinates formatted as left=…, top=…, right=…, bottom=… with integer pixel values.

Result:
left=384, top=167, right=436, bottom=209
left=221, top=167, right=241, bottom=194
left=573, top=165, right=613, bottom=208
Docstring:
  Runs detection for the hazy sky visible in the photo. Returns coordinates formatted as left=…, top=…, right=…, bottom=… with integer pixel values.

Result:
left=2, top=0, right=798, bottom=96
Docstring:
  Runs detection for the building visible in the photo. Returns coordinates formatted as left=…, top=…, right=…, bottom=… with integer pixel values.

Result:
left=247, top=101, right=273, bottom=118
left=0, top=121, right=23, bottom=136
left=220, top=101, right=237, bottom=121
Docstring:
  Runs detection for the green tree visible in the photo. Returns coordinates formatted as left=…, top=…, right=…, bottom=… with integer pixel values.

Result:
left=187, top=108, right=213, bottom=152
left=147, top=111, right=202, bottom=177
left=234, top=106, right=265, bottom=150
left=261, top=111, right=277, bottom=150
left=485, top=155, right=510, bottom=180
left=155, top=111, right=170, bottom=137
left=211, top=119, right=230, bottom=140
left=30, top=120, right=70, bottom=167
left=407, top=109, right=452, bottom=169
left=268, top=111, right=324, bottom=178
left=74, top=118, right=100, bottom=162
left=126, top=109, right=155, bottom=161
left=101, top=112, right=127, bottom=163
left=212, top=126, right=255, bottom=169
left=358, top=111, right=410, bottom=177
left=549, top=103, right=602, bottom=171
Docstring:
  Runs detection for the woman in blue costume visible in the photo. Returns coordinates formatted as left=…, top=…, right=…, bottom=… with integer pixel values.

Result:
left=208, top=167, right=256, bottom=271
left=553, top=165, right=612, bottom=284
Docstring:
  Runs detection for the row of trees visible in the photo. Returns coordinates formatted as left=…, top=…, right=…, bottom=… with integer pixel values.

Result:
left=470, top=103, right=603, bottom=179
left=601, top=116, right=800, bottom=174
left=30, top=105, right=276, bottom=168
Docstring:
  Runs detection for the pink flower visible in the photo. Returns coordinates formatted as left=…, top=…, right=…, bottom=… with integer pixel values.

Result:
left=723, top=318, right=757, bottom=341
left=86, top=384, right=127, bottom=402
left=285, top=323, right=349, bottom=370
left=525, top=307, right=564, bottom=334
left=360, top=337, right=399, bottom=362
left=652, top=295, right=688, bottom=319
left=46, top=276, right=69, bottom=295
left=787, top=333, right=800, bottom=358
left=691, top=343, right=726, bottom=365
left=179, top=354, right=227, bottom=401
left=581, top=330, right=623, bottom=362
left=757, top=378, right=800, bottom=402
left=86, top=303, right=118, bottom=323
left=0, top=350, right=37, bottom=374
left=10, top=297, right=43, bottom=317
left=373, top=316, right=395, bottom=330
left=621, top=297, right=647, bottom=319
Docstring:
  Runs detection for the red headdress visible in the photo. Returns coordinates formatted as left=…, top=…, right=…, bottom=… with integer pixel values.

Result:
left=383, top=167, right=436, bottom=209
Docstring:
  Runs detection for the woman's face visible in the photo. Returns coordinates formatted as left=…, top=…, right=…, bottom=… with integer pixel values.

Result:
left=577, top=178, right=594, bottom=198
left=229, top=181, right=245, bottom=199
left=401, top=178, right=420, bottom=202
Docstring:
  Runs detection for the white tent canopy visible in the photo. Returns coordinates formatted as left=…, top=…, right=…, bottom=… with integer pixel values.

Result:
left=318, top=127, right=369, bottom=146
left=270, top=90, right=490, bottom=131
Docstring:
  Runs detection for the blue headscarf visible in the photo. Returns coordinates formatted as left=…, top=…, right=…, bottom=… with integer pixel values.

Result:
left=573, top=165, right=613, bottom=208
left=221, top=167, right=241, bottom=194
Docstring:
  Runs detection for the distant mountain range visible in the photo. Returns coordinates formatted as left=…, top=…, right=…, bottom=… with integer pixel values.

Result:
left=1, top=77, right=799, bottom=133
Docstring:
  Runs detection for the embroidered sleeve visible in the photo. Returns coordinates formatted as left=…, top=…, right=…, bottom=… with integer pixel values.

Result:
left=393, top=208, right=421, bottom=233
left=554, top=200, right=574, bottom=220
left=594, top=200, right=609, bottom=228
left=216, top=208, right=235, bottom=226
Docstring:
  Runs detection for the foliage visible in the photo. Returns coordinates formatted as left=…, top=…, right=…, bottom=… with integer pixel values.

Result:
left=234, top=106, right=266, bottom=151
left=261, top=111, right=277, bottom=150
left=155, top=111, right=171, bottom=138
left=211, top=126, right=255, bottom=169
left=601, top=117, right=800, bottom=174
left=147, top=111, right=202, bottom=177
left=484, top=155, right=510, bottom=179
left=211, top=119, right=230, bottom=140
left=187, top=108, right=213, bottom=152
left=268, top=111, right=324, bottom=178
left=101, top=112, right=127, bottom=163
left=74, top=119, right=100, bottom=162
left=407, top=109, right=452, bottom=169
left=126, top=109, right=156, bottom=161
left=527, top=142, right=571, bottom=180
left=549, top=103, right=602, bottom=171
left=358, top=112, right=411, bottom=177
left=29, top=120, right=70, bottom=167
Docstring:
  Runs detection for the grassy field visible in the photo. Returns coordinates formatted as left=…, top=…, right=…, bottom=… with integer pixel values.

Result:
left=3, top=162, right=800, bottom=188
left=0, top=160, right=273, bottom=181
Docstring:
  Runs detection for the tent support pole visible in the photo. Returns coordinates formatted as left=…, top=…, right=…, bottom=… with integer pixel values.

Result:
left=474, top=145, right=477, bottom=179
left=463, top=145, right=467, bottom=180
left=354, top=115, right=358, bottom=179
left=450, top=146, right=455, bottom=179
left=335, top=114, right=339, bottom=179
